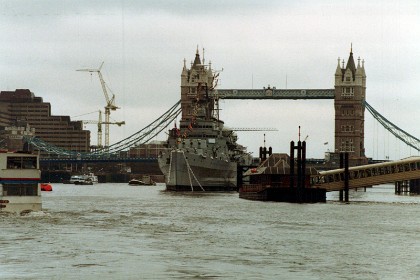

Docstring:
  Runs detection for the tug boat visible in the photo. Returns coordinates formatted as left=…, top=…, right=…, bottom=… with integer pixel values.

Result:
left=0, top=151, right=42, bottom=213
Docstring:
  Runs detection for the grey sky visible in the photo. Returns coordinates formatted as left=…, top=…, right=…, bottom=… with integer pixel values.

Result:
left=1, top=0, right=418, bottom=159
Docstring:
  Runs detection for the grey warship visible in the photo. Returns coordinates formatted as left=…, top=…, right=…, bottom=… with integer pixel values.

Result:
left=158, top=49, right=252, bottom=191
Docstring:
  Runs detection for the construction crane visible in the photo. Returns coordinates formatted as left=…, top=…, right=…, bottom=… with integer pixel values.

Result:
left=77, top=62, right=123, bottom=148
left=76, top=110, right=125, bottom=149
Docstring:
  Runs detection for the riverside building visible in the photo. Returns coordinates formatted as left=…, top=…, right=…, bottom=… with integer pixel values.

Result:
left=0, top=89, right=90, bottom=153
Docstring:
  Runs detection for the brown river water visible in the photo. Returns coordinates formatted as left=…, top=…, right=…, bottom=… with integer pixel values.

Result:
left=1, top=183, right=420, bottom=279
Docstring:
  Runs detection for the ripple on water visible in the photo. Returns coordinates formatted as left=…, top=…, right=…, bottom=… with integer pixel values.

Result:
left=1, top=183, right=420, bottom=280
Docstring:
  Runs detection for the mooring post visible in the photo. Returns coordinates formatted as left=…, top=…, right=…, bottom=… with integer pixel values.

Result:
left=297, top=141, right=302, bottom=189
left=302, top=141, right=306, bottom=188
left=339, top=153, right=344, bottom=201
left=290, top=141, right=295, bottom=188
left=344, top=152, right=349, bottom=203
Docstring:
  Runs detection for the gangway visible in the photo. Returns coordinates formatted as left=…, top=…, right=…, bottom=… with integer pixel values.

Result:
left=311, top=156, right=420, bottom=191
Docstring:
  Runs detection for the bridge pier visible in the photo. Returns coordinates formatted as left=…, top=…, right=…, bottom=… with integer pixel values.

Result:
left=395, top=179, right=420, bottom=195
left=395, top=181, right=409, bottom=194
left=410, top=179, right=420, bottom=194
left=339, top=152, right=350, bottom=202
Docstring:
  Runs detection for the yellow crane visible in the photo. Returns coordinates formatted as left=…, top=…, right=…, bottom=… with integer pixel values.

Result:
left=77, top=62, right=123, bottom=148
left=74, top=110, right=125, bottom=149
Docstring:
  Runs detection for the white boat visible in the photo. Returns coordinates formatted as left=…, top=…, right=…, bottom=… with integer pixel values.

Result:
left=69, top=173, right=98, bottom=185
left=128, top=179, right=146, bottom=186
left=128, top=176, right=156, bottom=186
left=0, top=151, right=42, bottom=214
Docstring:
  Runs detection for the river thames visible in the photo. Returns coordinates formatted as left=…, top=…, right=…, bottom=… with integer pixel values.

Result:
left=1, top=183, right=419, bottom=279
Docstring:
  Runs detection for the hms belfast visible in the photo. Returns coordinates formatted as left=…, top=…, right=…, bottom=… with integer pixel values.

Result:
left=158, top=49, right=252, bottom=191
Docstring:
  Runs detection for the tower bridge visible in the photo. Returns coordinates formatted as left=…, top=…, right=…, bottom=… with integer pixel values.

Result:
left=28, top=48, right=418, bottom=167
left=28, top=47, right=420, bottom=192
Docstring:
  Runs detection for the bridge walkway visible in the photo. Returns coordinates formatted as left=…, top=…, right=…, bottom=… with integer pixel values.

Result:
left=311, top=157, right=420, bottom=191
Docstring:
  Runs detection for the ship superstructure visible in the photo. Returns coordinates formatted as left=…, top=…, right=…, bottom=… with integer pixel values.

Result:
left=0, top=151, right=41, bottom=213
left=158, top=49, right=251, bottom=191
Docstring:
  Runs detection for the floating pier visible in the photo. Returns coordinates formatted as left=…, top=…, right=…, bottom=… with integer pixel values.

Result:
left=239, top=140, right=326, bottom=203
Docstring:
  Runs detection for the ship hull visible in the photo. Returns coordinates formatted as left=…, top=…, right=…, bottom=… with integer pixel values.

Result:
left=158, top=150, right=237, bottom=191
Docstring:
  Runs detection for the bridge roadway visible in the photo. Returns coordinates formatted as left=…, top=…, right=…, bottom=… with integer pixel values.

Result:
left=214, top=88, right=335, bottom=99
left=311, top=156, right=420, bottom=191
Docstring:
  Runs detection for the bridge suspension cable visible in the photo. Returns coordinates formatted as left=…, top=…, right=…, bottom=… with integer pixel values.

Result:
left=92, top=100, right=181, bottom=155
left=25, top=100, right=181, bottom=158
left=23, top=99, right=419, bottom=157
left=365, top=101, right=420, bottom=152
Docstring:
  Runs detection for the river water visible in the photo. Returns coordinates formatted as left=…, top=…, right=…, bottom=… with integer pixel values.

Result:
left=1, top=183, right=419, bottom=280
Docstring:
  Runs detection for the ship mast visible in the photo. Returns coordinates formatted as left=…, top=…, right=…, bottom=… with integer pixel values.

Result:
left=214, top=89, right=220, bottom=123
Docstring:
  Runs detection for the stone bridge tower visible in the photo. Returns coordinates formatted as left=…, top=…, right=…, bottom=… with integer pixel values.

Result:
left=334, top=47, right=368, bottom=166
left=180, top=48, right=214, bottom=121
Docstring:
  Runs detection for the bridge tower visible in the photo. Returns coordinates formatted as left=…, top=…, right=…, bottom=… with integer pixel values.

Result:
left=180, top=47, right=215, bottom=121
left=334, top=46, right=368, bottom=166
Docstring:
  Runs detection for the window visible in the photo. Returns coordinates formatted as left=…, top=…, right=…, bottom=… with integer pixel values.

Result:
left=341, top=125, right=354, bottom=132
left=340, top=139, right=354, bottom=152
left=342, top=87, right=354, bottom=97
left=342, top=109, right=355, bottom=116
left=7, top=156, right=37, bottom=169
left=2, top=183, right=38, bottom=196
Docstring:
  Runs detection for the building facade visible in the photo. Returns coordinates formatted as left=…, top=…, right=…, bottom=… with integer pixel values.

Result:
left=334, top=48, right=368, bottom=166
left=0, top=89, right=90, bottom=153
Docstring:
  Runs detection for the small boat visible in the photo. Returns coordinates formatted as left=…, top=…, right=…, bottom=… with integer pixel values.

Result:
left=128, top=179, right=146, bottom=186
left=129, top=175, right=156, bottom=186
left=40, top=183, right=53, bottom=191
left=69, top=173, right=98, bottom=185
left=74, top=180, right=93, bottom=185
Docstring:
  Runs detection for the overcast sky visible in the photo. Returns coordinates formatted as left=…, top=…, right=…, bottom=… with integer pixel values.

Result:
left=0, top=0, right=418, bottom=160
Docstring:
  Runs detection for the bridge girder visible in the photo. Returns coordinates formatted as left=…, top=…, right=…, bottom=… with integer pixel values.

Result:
left=213, top=89, right=335, bottom=100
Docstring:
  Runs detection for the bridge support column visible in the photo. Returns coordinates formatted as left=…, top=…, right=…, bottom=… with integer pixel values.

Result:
left=339, top=154, right=343, bottom=201
left=395, top=182, right=399, bottom=194
left=344, top=152, right=349, bottom=202
left=410, top=179, right=420, bottom=194
left=339, top=152, right=349, bottom=202
left=395, top=180, right=410, bottom=195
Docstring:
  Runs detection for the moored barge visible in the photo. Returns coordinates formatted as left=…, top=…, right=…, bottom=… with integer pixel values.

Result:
left=239, top=152, right=326, bottom=203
